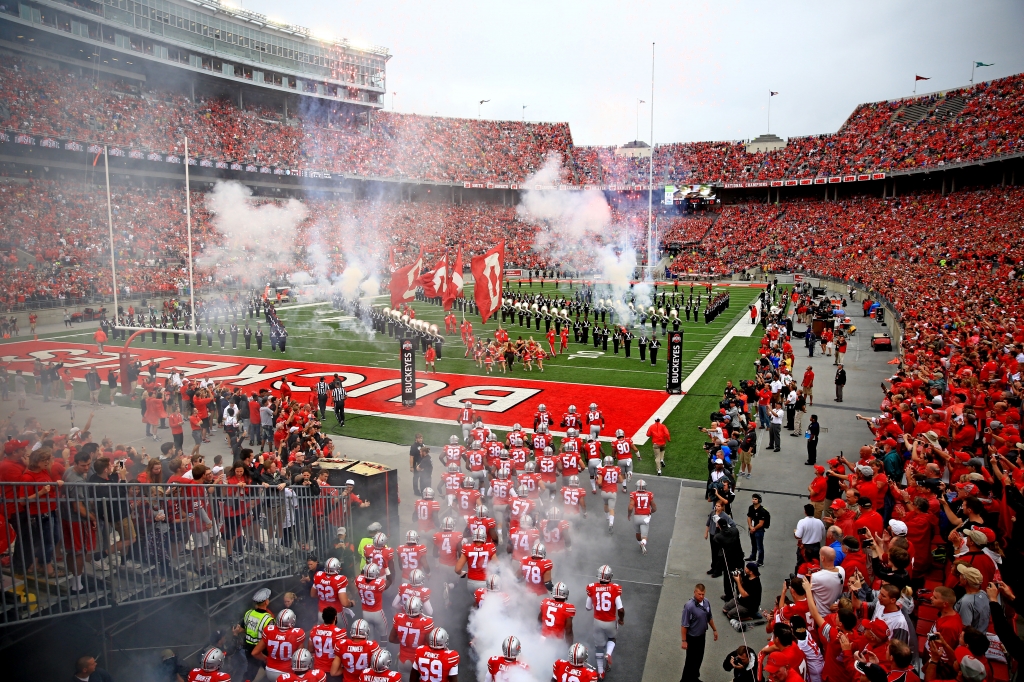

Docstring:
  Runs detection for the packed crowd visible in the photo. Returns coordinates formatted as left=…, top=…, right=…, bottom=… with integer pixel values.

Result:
left=5, top=56, right=1023, bottom=187
left=684, top=280, right=1024, bottom=682
left=0, top=179, right=702, bottom=309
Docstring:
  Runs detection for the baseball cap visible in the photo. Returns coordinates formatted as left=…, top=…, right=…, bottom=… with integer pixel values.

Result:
left=856, top=465, right=874, bottom=477
left=959, top=656, right=988, bottom=682
left=3, top=439, right=29, bottom=455
left=827, top=458, right=839, bottom=466
left=963, top=529, right=988, bottom=546
left=346, top=479, right=355, bottom=486
left=956, top=564, right=984, bottom=585
left=813, top=465, right=825, bottom=474
left=714, top=458, right=724, bottom=465
left=830, top=498, right=846, bottom=510
left=860, top=618, right=890, bottom=640
left=763, top=652, right=788, bottom=673
left=954, top=451, right=972, bottom=462
left=955, top=482, right=978, bottom=495
left=883, top=437, right=898, bottom=447
left=854, top=661, right=888, bottom=682
left=888, top=520, right=908, bottom=536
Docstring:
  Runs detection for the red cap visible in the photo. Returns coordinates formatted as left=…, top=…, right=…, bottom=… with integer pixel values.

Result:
left=4, top=439, right=29, bottom=455
left=814, top=465, right=825, bottom=474
left=954, top=451, right=971, bottom=462
left=980, top=527, right=997, bottom=544
left=764, top=652, right=788, bottom=673
left=827, top=458, right=840, bottom=466
left=922, top=407, right=934, bottom=415
left=861, top=619, right=890, bottom=639
left=955, top=482, right=977, bottom=495
left=883, top=438, right=898, bottom=447
left=830, top=498, right=846, bottom=510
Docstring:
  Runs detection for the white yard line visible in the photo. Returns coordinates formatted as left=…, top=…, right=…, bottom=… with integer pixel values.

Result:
left=632, top=306, right=763, bottom=444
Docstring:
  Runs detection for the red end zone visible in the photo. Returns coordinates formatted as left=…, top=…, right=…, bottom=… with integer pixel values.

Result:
left=2, top=341, right=673, bottom=442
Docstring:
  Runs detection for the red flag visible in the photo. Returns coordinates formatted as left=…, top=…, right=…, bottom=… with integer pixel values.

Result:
left=444, top=248, right=464, bottom=311
left=388, top=250, right=423, bottom=308
left=418, top=256, right=448, bottom=299
left=388, top=246, right=397, bottom=274
left=915, top=75, right=930, bottom=81
left=470, top=241, right=505, bottom=323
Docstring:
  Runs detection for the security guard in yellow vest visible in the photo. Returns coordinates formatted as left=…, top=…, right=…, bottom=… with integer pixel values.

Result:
left=356, top=522, right=381, bottom=572
left=233, top=587, right=274, bottom=682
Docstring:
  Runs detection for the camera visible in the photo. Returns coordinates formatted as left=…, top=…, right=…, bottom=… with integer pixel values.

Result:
left=785, top=572, right=798, bottom=586
left=731, top=569, right=742, bottom=577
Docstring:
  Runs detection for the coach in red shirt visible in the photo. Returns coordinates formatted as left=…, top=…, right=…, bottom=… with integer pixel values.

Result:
left=646, top=418, right=671, bottom=476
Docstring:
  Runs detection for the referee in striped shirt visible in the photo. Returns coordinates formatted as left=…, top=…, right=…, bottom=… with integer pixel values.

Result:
left=331, top=381, right=347, bottom=426
left=315, top=378, right=330, bottom=419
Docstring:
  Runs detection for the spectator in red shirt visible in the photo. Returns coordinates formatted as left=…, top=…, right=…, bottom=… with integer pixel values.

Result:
left=646, top=418, right=671, bottom=476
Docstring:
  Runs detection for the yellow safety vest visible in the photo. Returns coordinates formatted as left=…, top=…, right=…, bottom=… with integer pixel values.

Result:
left=242, top=608, right=274, bottom=649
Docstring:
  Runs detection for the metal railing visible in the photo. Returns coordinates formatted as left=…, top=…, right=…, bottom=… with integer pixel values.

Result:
left=0, top=481, right=353, bottom=626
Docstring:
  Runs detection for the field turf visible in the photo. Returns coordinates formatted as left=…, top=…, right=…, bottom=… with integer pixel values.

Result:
left=7, top=282, right=766, bottom=480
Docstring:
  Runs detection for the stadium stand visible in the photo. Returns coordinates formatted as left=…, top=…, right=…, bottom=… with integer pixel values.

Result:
left=4, top=55, right=1022, bottom=187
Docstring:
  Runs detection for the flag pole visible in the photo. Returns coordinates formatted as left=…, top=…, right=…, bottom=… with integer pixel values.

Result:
left=646, top=41, right=655, bottom=283
left=971, top=61, right=975, bottom=85
left=767, top=90, right=771, bottom=133
left=104, top=146, right=118, bottom=322
left=185, top=136, right=196, bottom=334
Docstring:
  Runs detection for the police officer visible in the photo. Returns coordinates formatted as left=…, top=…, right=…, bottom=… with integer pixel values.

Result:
left=235, top=587, right=274, bottom=682
left=315, top=378, right=330, bottom=419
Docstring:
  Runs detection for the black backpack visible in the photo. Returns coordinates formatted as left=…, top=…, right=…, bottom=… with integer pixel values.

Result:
left=761, top=508, right=771, bottom=530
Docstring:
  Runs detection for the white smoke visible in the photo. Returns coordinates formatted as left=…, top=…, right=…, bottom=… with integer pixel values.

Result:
left=203, top=181, right=308, bottom=286
left=517, top=154, right=612, bottom=268
left=468, top=562, right=567, bottom=682
left=517, top=154, right=649, bottom=325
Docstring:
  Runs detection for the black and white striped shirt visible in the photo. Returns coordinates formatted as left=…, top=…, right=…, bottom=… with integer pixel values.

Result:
left=315, top=380, right=329, bottom=396
left=331, top=385, right=347, bottom=403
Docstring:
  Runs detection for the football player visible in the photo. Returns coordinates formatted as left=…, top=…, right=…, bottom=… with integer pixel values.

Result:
left=441, top=464, right=465, bottom=507
left=531, top=424, right=553, bottom=459
left=584, top=438, right=603, bottom=494
left=410, top=627, right=459, bottom=682
left=252, top=609, right=306, bottom=682
left=470, top=419, right=490, bottom=446
left=561, top=404, right=582, bottom=431
left=392, top=568, right=433, bottom=616
left=474, top=573, right=511, bottom=608
left=585, top=565, right=625, bottom=679
left=454, top=526, right=496, bottom=593
left=612, top=429, right=640, bottom=491
left=541, top=506, right=572, bottom=553
left=519, top=542, right=554, bottom=596
left=508, top=442, right=529, bottom=472
left=465, top=440, right=487, bottom=484
left=585, top=403, right=605, bottom=441
left=560, top=475, right=587, bottom=518
left=505, top=423, right=526, bottom=450
left=398, top=530, right=430, bottom=581
left=330, top=619, right=379, bottom=682
left=560, top=428, right=582, bottom=460
left=539, top=582, right=576, bottom=643
left=455, top=477, right=481, bottom=522
left=355, top=563, right=389, bottom=643
left=596, top=456, right=621, bottom=532
left=432, top=518, right=462, bottom=573
left=276, top=650, right=326, bottom=682
left=552, top=644, right=598, bottom=682
left=388, top=597, right=435, bottom=673
left=441, top=436, right=466, bottom=470
left=413, top=489, right=441, bottom=533
left=307, top=607, right=346, bottom=677
left=518, top=461, right=543, bottom=500
left=627, top=479, right=656, bottom=555
left=533, top=403, right=551, bottom=431
left=358, top=650, right=400, bottom=682
left=486, top=636, right=529, bottom=682
left=465, top=502, right=498, bottom=544
left=456, top=402, right=477, bottom=442
left=187, top=648, right=231, bottom=682
left=312, top=558, right=352, bottom=620
left=362, top=533, right=396, bottom=588
left=508, top=514, right=541, bottom=562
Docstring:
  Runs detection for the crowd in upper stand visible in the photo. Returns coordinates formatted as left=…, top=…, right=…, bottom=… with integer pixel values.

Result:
left=3, top=56, right=1022, bottom=185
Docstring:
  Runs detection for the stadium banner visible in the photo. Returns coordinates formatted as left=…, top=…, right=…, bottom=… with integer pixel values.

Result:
left=666, top=331, right=684, bottom=394
left=2, top=341, right=672, bottom=442
left=400, top=337, right=416, bottom=406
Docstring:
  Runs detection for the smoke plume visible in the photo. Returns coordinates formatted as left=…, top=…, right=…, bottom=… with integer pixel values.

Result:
left=203, top=181, right=308, bottom=286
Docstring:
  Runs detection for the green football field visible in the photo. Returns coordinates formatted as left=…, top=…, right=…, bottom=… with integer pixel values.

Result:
left=10, top=282, right=771, bottom=480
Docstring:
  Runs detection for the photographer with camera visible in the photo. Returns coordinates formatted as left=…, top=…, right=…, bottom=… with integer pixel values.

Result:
left=723, top=562, right=762, bottom=622
left=721, top=645, right=756, bottom=682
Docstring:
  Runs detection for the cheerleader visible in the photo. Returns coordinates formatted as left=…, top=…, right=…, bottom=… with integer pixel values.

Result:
left=534, top=347, right=547, bottom=372
left=484, top=345, right=495, bottom=374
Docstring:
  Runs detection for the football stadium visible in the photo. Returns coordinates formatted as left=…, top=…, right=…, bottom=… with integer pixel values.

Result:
left=0, top=2, right=1023, bottom=681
